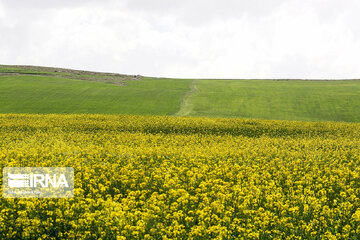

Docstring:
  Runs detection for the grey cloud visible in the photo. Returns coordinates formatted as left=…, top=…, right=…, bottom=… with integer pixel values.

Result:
left=1, top=0, right=360, bottom=78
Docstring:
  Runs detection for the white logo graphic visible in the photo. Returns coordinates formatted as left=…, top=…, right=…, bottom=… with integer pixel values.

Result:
left=3, top=167, right=74, bottom=198
left=8, top=173, right=69, bottom=188
left=8, top=174, right=29, bottom=188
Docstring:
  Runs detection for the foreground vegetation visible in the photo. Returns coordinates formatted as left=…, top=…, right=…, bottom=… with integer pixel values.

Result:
left=0, top=114, right=360, bottom=239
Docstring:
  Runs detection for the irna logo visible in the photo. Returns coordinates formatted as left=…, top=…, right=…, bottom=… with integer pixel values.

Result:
left=3, top=167, right=74, bottom=198
left=8, top=173, right=69, bottom=188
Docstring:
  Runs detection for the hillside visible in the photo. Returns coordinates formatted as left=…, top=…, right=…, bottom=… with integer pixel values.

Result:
left=1, top=65, right=360, bottom=122
left=0, top=65, right=190, bottom=115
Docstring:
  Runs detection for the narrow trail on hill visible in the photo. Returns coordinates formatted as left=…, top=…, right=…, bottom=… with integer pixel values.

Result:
left=174, top=79, right=199, bottom=116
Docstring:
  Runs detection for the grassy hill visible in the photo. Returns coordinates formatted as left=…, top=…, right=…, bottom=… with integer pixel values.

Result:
left=1, top=65, right=360, bottom=122
left=179, top=79, right=360, bottom=122
left=0, top=65, right=191, bottom=115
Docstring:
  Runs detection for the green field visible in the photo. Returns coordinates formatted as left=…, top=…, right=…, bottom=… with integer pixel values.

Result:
left=1, top=65, right=360, bottom=122
left=180, top=79, right=360, bottom=122
left=0, top=75, right=191, bottom=115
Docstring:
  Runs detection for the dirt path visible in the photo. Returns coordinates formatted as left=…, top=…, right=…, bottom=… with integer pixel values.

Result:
left=174, top=79, right=199, bottom=116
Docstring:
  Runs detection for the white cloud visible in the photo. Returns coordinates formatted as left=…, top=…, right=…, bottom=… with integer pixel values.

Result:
left=0, top=0, right=359, bottom=79
left=0, top=2, right=4, bottom=19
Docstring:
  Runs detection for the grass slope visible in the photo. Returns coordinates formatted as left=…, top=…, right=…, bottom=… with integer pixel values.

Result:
left=182, top=79, right=360, bottom=122
left=1, top=65, right=360, bottom=122
left=0, top=75, right=191, bottom=115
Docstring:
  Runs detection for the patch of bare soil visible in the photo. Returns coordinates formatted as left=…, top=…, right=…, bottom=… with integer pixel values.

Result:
left=0, top=65, right=142, bottom=86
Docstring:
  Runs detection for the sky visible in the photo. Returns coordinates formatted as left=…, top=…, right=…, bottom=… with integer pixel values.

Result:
left=0, top=0, right=360, bottom=79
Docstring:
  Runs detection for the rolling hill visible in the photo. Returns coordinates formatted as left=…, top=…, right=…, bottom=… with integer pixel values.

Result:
left=1, top=64, right=360, bottom=122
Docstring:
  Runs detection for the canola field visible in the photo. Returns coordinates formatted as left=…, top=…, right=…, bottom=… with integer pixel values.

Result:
left=0, top=114, right=360, bottom=239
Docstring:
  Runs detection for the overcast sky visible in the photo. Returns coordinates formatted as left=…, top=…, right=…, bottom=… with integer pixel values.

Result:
left=0, top=0, right=359, bottom=79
